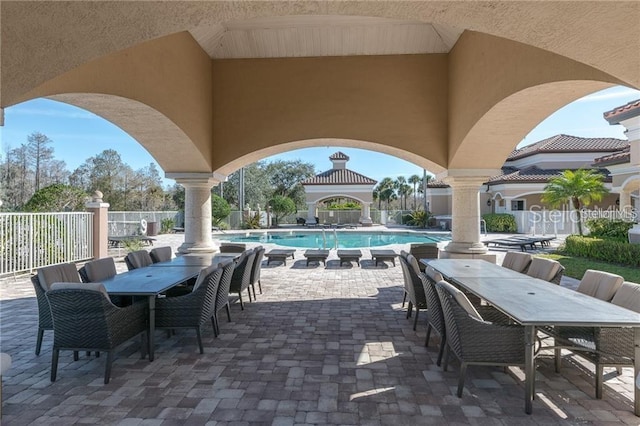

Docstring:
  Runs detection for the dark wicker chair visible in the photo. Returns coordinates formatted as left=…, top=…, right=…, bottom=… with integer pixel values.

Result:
left=435, top=280, right=525, bottom=397
left=212, top=260, right=237, bottom=337
left=249, top=246, right=265, bottom=296
left=421, top=266, right=446, bottom=366
left=124, top=250, right=153, bottom=270
left=32, top=263, right=82, bottom=355
left=229, top=249, right=257, bottom=310
left=46, top=282, right=147, bottom=384
left=154, top=263, right=224, bottom=354
left=219, top=243, right=247, bottom=253
left=398, top=252, right=427, bottom=330
left=409, top=243, right=439, bottom=272
left=150, top=246, right=172, bottom=263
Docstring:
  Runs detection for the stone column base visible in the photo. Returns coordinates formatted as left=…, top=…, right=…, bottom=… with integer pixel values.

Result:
left=178, top=242, right=219, bottom=254
left=442, top=241, right=488, bottom=254
left=439, top=249, right=497, bottom=263
left=629, top=224, right=640, bottom=244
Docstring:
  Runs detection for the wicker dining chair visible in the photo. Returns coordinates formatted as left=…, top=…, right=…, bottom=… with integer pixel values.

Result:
left=229, top=249, right=257, bottom=310
left=79, top=257, right=117, bottom=283
left=150, top=246, right=173, bottom=263
left=409, top=243, right=439, bottom=272
left=249, top=246, right=265, bottom=296
left=435, top=280, right=525, bottom=397
left=398, top=252, right=427, bottom=331
left=46, top=282, right=147, bottom=384
left=421, top=266, right=446, bottom=366
left=501, top=252, right=533, bottom=274
left=32, top=263, right=82, bottom=355
left=212, top=260, right=237, bottom=337
left=154, top=263, right=224, bottom=354
left=124, top=250, right=153, bottom=270
left=526, top=257, right=564, bottom=284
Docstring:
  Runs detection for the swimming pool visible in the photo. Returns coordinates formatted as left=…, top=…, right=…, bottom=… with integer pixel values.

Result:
left=214, top=230, right=450, bottom=249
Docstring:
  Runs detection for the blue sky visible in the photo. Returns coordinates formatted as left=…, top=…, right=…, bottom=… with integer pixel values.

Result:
left=1, top=85, right=639, bottom=188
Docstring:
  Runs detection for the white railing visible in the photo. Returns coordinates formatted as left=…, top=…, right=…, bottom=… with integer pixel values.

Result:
left=108, top=211, right=180, bottom=236
left=0, top=212, right=93, bottom=276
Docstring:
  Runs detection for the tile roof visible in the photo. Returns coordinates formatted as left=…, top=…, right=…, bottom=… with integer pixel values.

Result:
left=604, top=99, right=640, bottom=124
left=426, top=180, right=450, bottom=188
left=592, top=146, right=631, bottom=166
left=301, top=168, right=377, bottom=185
left=329, top=151, right=349, bottom=160
left=488, top=166, right=612, bottom=185
left=507, top=134, right=627, bottom=161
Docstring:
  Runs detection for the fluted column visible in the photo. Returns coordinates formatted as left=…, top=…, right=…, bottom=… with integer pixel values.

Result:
left=439, top=171, right=497, bottom=260
left=168, top=173, right=220, bottom=254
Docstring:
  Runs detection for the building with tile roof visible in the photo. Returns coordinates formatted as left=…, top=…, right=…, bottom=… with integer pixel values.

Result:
left=301, top=152, right=377, bottom=226
left=427, top=126, right=639, bottom=234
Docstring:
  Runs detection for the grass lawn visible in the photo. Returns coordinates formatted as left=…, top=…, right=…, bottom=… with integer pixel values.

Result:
left=540, top=253, right=640, bottom=283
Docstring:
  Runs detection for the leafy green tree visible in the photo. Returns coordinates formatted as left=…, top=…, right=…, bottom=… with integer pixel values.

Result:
left=265, top=159, right=315, bottom=208
left=376, top=177, right=396, bottom=209
left=211, top=194, right=231, bottom=226
left=269, top=195, right=296, bottom=225
left=223, top=162, right=270, bottom=209
left=23, top=184, right=88, bottom=212
left=541, top=169, right=609, bottom=236
left=26, top=132, right=54, bottom=192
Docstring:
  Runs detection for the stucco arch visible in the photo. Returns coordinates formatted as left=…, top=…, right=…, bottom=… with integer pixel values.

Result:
left=215, top=138, right=445, bottom=178
left=312, top=194, right=368, bottom=206
left=447, top=31, right=631, bottom=170
left=621, top=175, right=640, bottom=193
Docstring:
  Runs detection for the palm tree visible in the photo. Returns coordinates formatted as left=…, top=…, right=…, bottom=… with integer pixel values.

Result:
left=541, top=169, right=609, bottom=235
left=376, top=177, right=395, bottom=210
left=408, top=174, right=421, bottom=209
left=395, top=176, right=407, bottom=210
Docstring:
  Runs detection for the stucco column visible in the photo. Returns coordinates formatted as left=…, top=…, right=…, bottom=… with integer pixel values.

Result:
left=360, top=202, right=373, bottom=226
left=306, top=202, right=317, bottom=224
left=85, top=190, right=109, bottom=259
left=168, top=174, right=220, bottom=254
left=620, top=191, right=633, bottom=214
left=440, top=172, right=495, bottom=259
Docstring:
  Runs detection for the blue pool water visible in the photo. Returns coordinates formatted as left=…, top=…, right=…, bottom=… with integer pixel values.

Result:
left=214, top=230, right=450, bottom=249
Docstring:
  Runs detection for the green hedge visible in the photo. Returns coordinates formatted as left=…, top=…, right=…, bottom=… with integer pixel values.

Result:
left=562, top=235, right=640, bottom=267
left=482, top=213, right=517, bottom=232
left=585, top=218, right=633, bottom=241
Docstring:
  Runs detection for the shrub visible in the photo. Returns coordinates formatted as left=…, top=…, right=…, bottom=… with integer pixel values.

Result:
left=482, top=213, right=517, bottom=232
left=585, top=218, right=633, bottom=241
left=160, top=218, right=174, bottom=234
left=242, top=212, right=261, bottom=229
left=562, top=235, right=640, bottom=267
left=212, top=194, right=231, bottom=226
left=407, top=210, right=431, bottom=228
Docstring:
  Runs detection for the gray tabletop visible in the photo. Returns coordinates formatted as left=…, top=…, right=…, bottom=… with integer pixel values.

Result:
left=101, top=265, right=203, bottom=295
left=148, top=253, right=237, bottom=267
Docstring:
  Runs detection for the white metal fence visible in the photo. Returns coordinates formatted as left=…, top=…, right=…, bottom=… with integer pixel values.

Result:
left=108, top=211, right=181, bottom=236
left=0, top=212, right=94, bottom=276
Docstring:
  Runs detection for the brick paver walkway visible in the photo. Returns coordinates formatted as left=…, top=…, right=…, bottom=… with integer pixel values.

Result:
left=0, top=235, right=637, bottom=425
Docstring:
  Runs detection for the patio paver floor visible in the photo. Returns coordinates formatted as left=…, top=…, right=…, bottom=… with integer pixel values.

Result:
left=0, top=235, right=636, bottom=425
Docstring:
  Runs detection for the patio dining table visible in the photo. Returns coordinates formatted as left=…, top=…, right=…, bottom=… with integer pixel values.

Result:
left=100, top=265, right=203, bottom=361
left=148, top=253, right=239, bottom=268
left=423, top=259, right=640, bottom=416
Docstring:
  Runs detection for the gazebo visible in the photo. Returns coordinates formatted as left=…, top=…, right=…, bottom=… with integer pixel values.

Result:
left=301, top=152, right=377, bottom=226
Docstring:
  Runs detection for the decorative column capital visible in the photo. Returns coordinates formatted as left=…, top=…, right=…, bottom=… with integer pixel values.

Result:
left=439, top=169, right=500, bottom=188
left=166, top=172, right=224, bottom=188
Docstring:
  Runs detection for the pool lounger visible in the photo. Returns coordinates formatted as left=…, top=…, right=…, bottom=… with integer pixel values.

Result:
left=304, top=249, right=330, bottom=266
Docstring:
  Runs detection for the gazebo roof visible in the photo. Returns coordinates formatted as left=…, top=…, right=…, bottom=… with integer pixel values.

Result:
left=302, top=169, right=377, bottom=185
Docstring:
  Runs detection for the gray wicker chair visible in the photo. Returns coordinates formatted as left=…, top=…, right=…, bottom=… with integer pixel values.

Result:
left=124, top=250, right=153, bottom=270
left=154, top=263, right=224, bottom=354
left=398, top=252, right=427, bottom=330
left=46, top=282, right=148, bottom=384
left=212, top=260, right=237, bottom=336
left=501, top=252, right=533, bottom=273
left=249, top=246, right=265, bottom=296
left=229, top=249, right=257, bottom=310
left=79, top=257, right=117, bottom=283
left=421, top=266, right=446, bottom=366
left=150, top=246, right=172, bottom=263
left=32, top=263, right=82, bottom=355
left=409, top=243, right=439, bottom=272
left=435, top=280, right=525, bottom=397
left=219, top=243, right=247, bottom=253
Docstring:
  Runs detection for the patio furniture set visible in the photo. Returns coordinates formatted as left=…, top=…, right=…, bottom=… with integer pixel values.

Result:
left=30, top=244, right=265, bottom=383
left=399, top=250, right=640, bottom=415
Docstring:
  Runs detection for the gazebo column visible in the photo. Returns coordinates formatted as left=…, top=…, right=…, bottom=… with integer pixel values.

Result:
left=167, top=173, right=220, bottom=254
left=306, top=202, right=317, bottom=224
left=360, top=202, right=373, bottom=226
left=440, top=171, right=497, bottom=262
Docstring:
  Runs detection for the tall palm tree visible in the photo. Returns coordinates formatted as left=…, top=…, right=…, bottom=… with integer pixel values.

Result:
left=395, top=176, right=407, bottom=210
left=408, top=174, right=421, bottom=209
left=541, top=169, right=609, bottom=235
left=376, top=177, right=395, bottom=209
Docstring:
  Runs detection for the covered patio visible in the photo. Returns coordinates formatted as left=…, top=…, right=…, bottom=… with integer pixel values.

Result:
left=0, top=235, right=638, bottom=424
